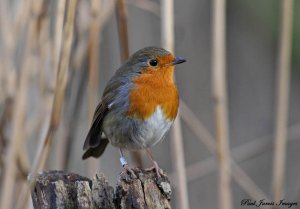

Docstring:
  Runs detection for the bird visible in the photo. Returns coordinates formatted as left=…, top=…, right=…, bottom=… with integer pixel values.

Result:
left=82, top=46, right=186, bottom=177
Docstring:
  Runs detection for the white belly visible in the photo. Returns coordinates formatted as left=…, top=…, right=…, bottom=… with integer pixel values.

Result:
left=137, top=106, right=173, bottom=147
left=103, top=106, right=174, bottom=149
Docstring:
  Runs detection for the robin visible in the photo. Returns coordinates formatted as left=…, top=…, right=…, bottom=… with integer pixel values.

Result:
left=82, top=46, right=186, bottom=177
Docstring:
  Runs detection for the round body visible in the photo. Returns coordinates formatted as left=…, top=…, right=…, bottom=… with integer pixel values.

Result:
left=102, top=105, right=174, bottom=150
left=82, top=47, right=185, bottom=159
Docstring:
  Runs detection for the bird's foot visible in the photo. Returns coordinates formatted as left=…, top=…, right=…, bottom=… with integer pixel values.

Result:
left=121, top=164, right=137, bottom=179
left=145, top=160, right=163, bottom=178
left=119, top=156, right=137, bottom=178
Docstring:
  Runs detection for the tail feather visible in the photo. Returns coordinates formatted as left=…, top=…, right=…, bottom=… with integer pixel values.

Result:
left=82, top=138, right=109, bottom=160
left=83, top=128, right=102, bottom=150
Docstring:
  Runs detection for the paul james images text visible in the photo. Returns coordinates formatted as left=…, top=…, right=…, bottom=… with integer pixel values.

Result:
left=241, top=199, right=297, bottom=208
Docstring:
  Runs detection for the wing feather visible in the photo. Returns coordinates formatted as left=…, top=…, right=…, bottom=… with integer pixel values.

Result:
left=83, top=101, right=109, bottom=150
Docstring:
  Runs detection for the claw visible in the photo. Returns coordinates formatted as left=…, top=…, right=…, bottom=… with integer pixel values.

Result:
left=145, top=160, right=163, bottom=177
left=119, top=150, right=137, bottom=179
left=145, top=148, right=163, bottom=177
left=122, top=165, right=137, bottom=179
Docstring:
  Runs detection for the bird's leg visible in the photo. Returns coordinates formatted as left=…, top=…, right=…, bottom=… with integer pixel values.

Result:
left=119, top=148, right=137, bottom=178
left=145, top=148, right=163, bottom=177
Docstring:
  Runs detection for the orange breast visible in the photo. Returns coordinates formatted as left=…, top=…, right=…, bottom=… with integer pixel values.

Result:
left=126, top=66, right=179, bottom=120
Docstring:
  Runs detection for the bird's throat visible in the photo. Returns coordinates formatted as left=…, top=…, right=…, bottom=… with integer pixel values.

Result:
left=126, top=67, right=179, bottom=120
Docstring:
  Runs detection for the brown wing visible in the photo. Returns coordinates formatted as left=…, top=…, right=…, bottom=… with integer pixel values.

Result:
left=82, top=101, right=109, bottom=159
left=82, top=61, right=130, bottom=159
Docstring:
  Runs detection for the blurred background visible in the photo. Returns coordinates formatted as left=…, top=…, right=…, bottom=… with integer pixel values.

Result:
left=0, top=0, right=300, bottom=208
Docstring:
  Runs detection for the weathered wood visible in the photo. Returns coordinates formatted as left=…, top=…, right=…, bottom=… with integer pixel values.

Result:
left=92, top=173, right=115, bottom=209
left=31, top=168, right=171, bottom=209
left=115, top=168, right=171, bottom=209
left=31, top=171, right=93, bottom=209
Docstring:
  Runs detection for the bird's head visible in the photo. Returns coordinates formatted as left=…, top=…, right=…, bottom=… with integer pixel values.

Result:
left=126, top=47, right=186, bottom=80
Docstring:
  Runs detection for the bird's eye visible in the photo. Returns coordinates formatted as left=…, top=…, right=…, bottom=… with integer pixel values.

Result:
left=149, top=59, right=158, bottom=66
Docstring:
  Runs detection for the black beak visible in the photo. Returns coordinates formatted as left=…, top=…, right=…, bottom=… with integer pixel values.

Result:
left=172, top=57, right=186, bottom=65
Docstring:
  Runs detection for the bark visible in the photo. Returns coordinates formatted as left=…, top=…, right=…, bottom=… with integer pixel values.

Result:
left=31, top=168, right=171, bottom=209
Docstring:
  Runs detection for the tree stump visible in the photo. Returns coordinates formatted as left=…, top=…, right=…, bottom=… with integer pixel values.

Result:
left=31, top=168, right=172, bottom=209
